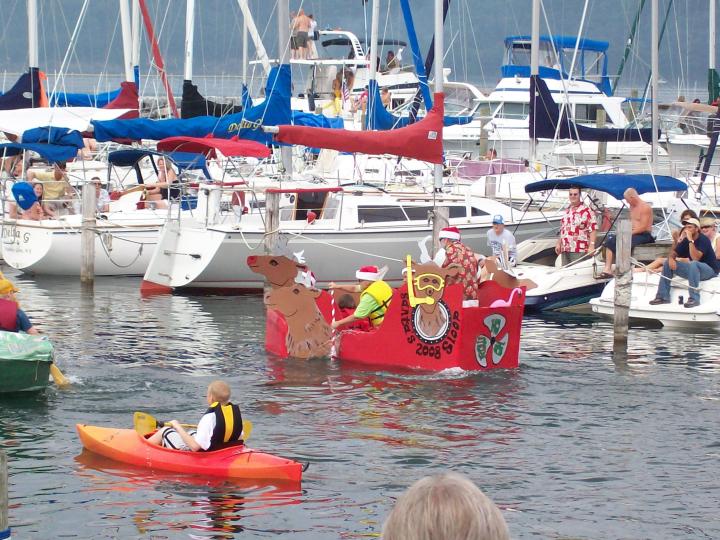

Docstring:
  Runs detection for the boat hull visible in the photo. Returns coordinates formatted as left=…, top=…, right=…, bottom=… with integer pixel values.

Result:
left=76, top=424, right=304, bottom=482
left=0, top=333, right=54, bottom=393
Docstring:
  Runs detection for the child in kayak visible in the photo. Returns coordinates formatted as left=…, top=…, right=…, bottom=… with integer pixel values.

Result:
left=335, top=294, right=371, bottom=331
left=148, top=380, right=244, bottom=452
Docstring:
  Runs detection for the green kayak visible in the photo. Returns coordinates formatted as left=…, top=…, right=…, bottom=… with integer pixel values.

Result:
left=0, top=332, right=54, bottom=393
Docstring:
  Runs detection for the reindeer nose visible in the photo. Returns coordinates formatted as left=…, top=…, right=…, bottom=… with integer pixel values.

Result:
left=247, top=255, right=257, bottom=266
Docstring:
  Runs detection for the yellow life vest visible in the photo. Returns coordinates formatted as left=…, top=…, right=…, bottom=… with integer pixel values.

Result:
left=360, top=280, right=393, bottom=327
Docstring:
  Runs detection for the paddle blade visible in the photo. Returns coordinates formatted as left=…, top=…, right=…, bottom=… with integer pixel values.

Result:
left=133, top=411, right=160, bottom=436
left=242, top=419, right=253, bottom=441
left=50, top=363, right=70, bottom=387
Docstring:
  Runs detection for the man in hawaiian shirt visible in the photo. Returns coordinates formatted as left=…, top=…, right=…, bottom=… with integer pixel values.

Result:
left=439, top=226, right=479, bottom=300
left=555, top=187, right=598, bottom=265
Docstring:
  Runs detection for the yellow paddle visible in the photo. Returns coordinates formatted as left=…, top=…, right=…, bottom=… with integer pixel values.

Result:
left=50, top=363, right=70, bottom=387
left=133, top=411, right=253, bottom=441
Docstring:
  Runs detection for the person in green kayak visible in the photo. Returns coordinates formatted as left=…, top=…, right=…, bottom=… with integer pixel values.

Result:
left=0, top=278, right=39, bottom=334
left=148, top=380, right=244, bottom=451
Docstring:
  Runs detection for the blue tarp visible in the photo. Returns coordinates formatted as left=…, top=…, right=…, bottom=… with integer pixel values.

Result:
left=529, top=76, right=655, bottom=143
left=291, top=111, right=344, bottom=128
left=0, top=127, right=84, bottom=163
left=93, top=65, right=291, bottom=144
left=367, top=80, right=472, bottom=130
left=50, top=88, right=121, bottom=107
left=0, top=142, right=78, bottom=163
left=23, top=126, right=85, bottom=148
left=11, top=182, right=37, bottom=210
left=525, top=174, right=688, bottom=201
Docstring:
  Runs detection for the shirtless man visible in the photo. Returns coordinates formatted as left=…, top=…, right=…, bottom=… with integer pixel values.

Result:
left=292, top=9, right=311, bottom=60
left=599, top=187, right=654, bottom=277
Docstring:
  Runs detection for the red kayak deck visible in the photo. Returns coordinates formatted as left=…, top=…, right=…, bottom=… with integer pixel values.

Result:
left=76, top=424, right=304, bottom=482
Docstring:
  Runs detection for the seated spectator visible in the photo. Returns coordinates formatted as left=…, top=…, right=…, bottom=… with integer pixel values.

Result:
left=335, top=294, right=371, bottom=331
left=27, top=162, right=76, bottom=215
left=144, top=157, right=178, bottom=209
left=21, top=182, right=55, bottom=220
left=700, top=216, right=720, bottom=258
left=91, top=177, right=110, bottom=212
left=636, top=208, right=697, bottom=273
left=381, top=472, right=510, bottom=540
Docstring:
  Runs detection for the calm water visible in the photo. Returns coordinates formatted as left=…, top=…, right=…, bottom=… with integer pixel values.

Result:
left=0, top=268, right=718, bottom=539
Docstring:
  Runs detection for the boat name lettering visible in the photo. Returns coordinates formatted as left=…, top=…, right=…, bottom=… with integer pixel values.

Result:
left=227, top=119, right=263, bottom=132
left=2, top=225, right=29, bottom=243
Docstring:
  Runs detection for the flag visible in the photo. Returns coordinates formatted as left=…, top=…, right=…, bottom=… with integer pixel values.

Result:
left=342, top=80, right=350, bottom=103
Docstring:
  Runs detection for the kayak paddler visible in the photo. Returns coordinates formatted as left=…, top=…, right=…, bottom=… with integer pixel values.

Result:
left=0, top=278, right=39, bottom=334
left=147, top=380, right=244, bottom=451
left=330, top=265, right=392, bottom=330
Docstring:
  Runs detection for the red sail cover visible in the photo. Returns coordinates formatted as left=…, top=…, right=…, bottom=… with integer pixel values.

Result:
left=157, top=135, right=271, bottom=158
left=275, top=92, right=445, bottom=164
left=104, top=81, right=139, bottom=119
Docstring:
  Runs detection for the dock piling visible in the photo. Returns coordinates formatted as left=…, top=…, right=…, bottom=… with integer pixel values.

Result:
left=431, top=206, right=450, bottom=257
left=613, top=219, right=632, bottom=350
left=80, top=180, right=96, bottom=283
left=1, top=450, right=9, bottom=539
left=264, top=190, right=280, bottom=255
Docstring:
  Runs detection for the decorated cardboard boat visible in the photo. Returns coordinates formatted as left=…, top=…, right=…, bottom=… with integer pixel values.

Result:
left=251, top=249, right=525, bottom=371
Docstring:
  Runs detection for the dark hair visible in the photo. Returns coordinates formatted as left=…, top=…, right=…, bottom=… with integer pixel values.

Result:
left=680, top=209, right=698, bottom=221
left=338, top=294, right=356, bottom=310
left=32, top=182, right=43, bottom=202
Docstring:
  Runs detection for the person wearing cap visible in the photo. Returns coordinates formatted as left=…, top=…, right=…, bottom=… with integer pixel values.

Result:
left=700, top=216, right=720, bottom=258
left=555, top=186, right=597, bottom=264
left=91, top=176, right=111, bottom=212
left=650, top=217, right=719, bottom=308
left=598, top=188, right=654, bottom=279
left=0, top=279, right=38, bottom=334
left=329, top=265, right=393, bottom=329
left=486, top=215, right=517, bottom=269
left=438, top=226, right=479, bottom=300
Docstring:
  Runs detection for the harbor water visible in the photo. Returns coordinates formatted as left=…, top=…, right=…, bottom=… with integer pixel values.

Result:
left=0, top=269, right=718, bottom=539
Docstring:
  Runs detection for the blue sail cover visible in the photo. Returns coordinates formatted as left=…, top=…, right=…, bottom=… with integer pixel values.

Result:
left=292, top=111, right=344, bottom=128
left=366, top=80, right=472, bottom=130
left=22, top=126, right=85, bottom=148
left=93, top=65, right=291, bottom=144
left=0, top=141, right=81, bottom=163
left=0, top=68, right=43, bottom=110
left=525, top=173, right=687, bottom=201
left=399, top=0, right=432, bottom=112
left=50, top=87, right=121, bottom=107
left=529, top=75, right=655, bottom=143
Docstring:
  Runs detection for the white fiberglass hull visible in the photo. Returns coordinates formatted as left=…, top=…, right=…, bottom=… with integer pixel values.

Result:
left=589, top=272, right=720, bottom=327
left=144, top=218, right=557, bottom=291
left=1, top=215, right=163, bottom=276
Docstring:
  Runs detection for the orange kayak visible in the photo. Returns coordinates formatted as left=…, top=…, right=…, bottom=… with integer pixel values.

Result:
left=76, top=424, right=305, bottom=482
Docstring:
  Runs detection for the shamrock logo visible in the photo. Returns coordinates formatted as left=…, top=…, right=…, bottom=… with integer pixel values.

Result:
left=475, top=314, right=509, bottom=368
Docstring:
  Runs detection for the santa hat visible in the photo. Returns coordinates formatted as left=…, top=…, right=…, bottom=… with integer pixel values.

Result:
left=438, top=226, right=461, bottom=241
left=295, top=269, right=317, bottom=288
left=356, top=265, right=387, bottom=281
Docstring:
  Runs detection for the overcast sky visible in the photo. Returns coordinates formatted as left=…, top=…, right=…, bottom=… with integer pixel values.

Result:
left=0, top=0, right=715, bottom=98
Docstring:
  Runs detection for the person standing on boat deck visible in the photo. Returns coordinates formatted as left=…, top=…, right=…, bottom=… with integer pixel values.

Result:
left=486, top=215, right=517, bottom=268
left=307, top=14, right=319, bottom=59
left=598, top=187, right=654, bottom=278
left=650, top=217, right=720, bottom=308
left=292, top=9, right=311, bottom=60
left=0, top=279, right=39, bottom=334
left=555, top=187, right=597, bottom=265
left=700, top=217, right=720, bottom=259
left=439, top=226, right=479, bottom=300
left=329, top=265, right=392, bottom=329
left=384, top=50, right=400, bottom=72
left=147, top=380, right=244, bottom=452
left=289, top=12, right=298, bottom=60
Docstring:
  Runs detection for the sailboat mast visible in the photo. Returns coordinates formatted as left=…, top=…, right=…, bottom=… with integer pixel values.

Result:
left=432, top=0, right=443, bottom=192
left=651, top=0, right=659, bottom=164
left=27, top=0, right=38, bottom=68
left=131, top=0, right=140, bottom=85
left=236, top=0, right=271, bottom=76
left=278, top=0, right=292, bottom=177
left=709, top=0, right=719, bottom=103
left=529, top=0, right=540, bottom=162
left=184, top=0, right=195, bottom=82
left=242, top=9, right=248, bottom=85
left=119, top=0, right=134, bottom=82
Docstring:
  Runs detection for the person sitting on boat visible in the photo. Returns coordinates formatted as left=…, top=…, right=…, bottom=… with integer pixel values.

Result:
left=21, top=182, right=55, bottom=220
left=636, top=208, right=698, bottom=273
left=335, top=294, right=371, bottom=331
left=649, top=217, right=720, bottom=308
left=144, top=157, right=178, bottom=210
left=700, top=216, right=720, bottom=259
left=329, top=265, right=392, bottom=330
left=27, top=162, right=76, bottom=216
left=0, top=279, right=39, bottom=334
left=598, top=188, right=654, bottom=279
left=438, top=226, right=479, bottom=300
left=91, top=177, right=110, bottom=212
left=555, top=186, right=597, bottom=265
left=147, top=380, right=244, bottom=452
left=486, top=216, right=517, bottom=269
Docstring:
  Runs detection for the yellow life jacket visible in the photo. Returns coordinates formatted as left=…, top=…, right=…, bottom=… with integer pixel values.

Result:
left=360, top=280, right=393, bottom=327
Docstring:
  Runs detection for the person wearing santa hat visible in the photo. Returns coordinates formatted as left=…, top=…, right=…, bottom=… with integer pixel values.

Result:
left=438, top=226, right=479, bottom=300
left=329, top=265, right=393, bottom=329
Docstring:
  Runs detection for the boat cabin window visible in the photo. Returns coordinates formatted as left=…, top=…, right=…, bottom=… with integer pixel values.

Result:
left=470, top=207, right=489, bottom=217
left=506, top=40, right=555, bottom=70
left=322, top=192, right=340, bottom=220
left=574, top=104, right=609, bottom=124
left=357, top=205, right=407, bottom=223
left=497, top=102, right=529, bottom=120
left=475, top=101, right=502, bottom=120
left=279, top=191, right=330, bottom=221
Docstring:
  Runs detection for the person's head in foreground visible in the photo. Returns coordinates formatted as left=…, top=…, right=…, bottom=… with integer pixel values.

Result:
left=206, top=380, right=231, bottom=405
left=381, top=472, right=510, bottom=540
